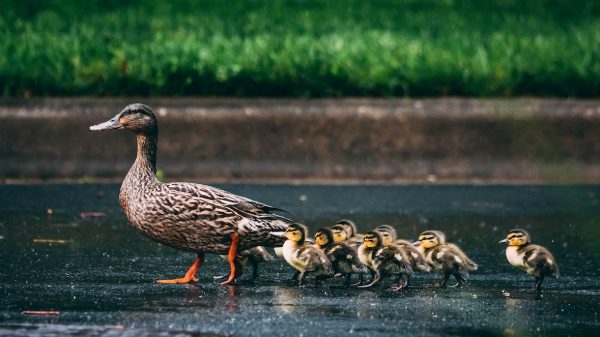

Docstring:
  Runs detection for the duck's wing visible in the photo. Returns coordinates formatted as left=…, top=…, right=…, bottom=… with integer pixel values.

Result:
left=446, top=243, right=478, bottom=271
left=156, top=182, right=292, bottom=238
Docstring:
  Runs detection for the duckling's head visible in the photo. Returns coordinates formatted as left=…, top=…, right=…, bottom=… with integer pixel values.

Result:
left=90, top=103, right=157, bottom=135
left=363, top=231, right=382, bottom=248
left=374, top=224, right=397, bottom=246
left=416, top=230, right=446, bottom=249
left=335, top=219, right=357, bottom=238
left=331, top=224, right=349, bottom=243
left=285, top=223, right=308, bottom=243
left=314, top=228, right=333, bottom=247
left=500, top=229, right=530, bottom=246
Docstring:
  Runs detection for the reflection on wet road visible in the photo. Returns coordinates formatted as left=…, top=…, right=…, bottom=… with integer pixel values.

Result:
left=1, top=184, right=599, bottom=336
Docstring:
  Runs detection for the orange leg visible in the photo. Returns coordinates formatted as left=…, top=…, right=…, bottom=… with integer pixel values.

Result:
left=221, top=233, right=240, bottom=285
left=156, top=253, right=204, bottom=284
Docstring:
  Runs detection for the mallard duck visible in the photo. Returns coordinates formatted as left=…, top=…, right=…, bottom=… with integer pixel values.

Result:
left=357, top=231, right=413, bottom=290
left=314, top=228, right=368, bottom=286
left=90, top=103, right=291, bottom=285
left=499, top=229, right=559, bottom=291
left=214, top=246, right=274, bottom=282
left=283, top=223, right=334, bottom=286
left=414, top=230, right=478, bottom=288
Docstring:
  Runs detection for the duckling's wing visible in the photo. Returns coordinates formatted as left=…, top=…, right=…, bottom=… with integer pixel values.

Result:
left=446, top=243, right=478, bottom=271
left=522, top=244, right=559, bottom=277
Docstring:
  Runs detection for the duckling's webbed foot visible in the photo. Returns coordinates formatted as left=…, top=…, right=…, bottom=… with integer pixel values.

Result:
left=157, top=254, right=204, bottom=284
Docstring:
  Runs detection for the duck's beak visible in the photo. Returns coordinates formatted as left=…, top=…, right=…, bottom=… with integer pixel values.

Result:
left=90, top=112, right=123, bottom=131
left=412, top=240, right=421, bottom=246
left=498, top=238, right=508, bottom=244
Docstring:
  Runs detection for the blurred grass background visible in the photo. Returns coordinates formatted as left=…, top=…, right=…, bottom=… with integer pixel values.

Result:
left=1, top=0, right=599, bottom=97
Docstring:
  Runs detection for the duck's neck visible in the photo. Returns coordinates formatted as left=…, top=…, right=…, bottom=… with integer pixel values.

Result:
left=126, top=130, right=158, bottom=185
left=135, top=132, right=157, bottom=173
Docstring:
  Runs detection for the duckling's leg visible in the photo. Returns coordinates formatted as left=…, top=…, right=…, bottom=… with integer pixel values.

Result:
left=156, top=253, right=204, bottom=284
left=534, top=276, right=544, bottom=291
left=344, top=273, right=352, bottom=287
left=352, top=273, right=365, bottom=286
left=433, top=272, right=451, bottom=288
left=250, top=261, right=259, bottom=282
left=298, top=270, right=308, bottom=285
left=221, top=233, right=241, bottom=285
left=391, top=273, right=409, bottom=291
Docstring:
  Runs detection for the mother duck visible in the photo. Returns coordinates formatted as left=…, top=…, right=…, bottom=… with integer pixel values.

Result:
left=90, top=103, right=290, bottom=285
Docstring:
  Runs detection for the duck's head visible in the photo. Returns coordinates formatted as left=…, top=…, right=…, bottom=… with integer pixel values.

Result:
left=330, top=224, right=349, bottom=243
left=415, top=230, right=446, bottom=249
left=363, top=231, right=382, bottom=249
left=90, top=103, right=157, bottom=134
left=335, top=219, right=357, bottom=238
left=285, top=223, right=307, bottom=243
left=374, top=224, right=397, bottom=246
left=499, top=229, right=530, bottom=246
left=314, top=228, right=333, bottom=248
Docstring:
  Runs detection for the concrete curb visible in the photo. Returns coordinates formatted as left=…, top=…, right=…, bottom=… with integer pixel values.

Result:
left=2, top=98, right=600, bottom=183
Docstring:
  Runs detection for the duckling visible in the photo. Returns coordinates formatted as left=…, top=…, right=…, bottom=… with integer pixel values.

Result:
left=374, top=225, right=431, bottom=274
left=214, top=246, right=274, bottom=282
left=374, top=224, right=397, bottom=246
left=395, top=239, right=432, bottom=274
left=499, top=229, right=559, bottom=291
left=90, top=104, right=291, bottom=285
left=314, top=228, right=368, bottom=287
left=414, top=230, right=478, bottom=288
left=357, top=231, right=414, bottom=290
left=333, top=219, right=363, bottom=249
left=283, top=223, right=334, bottom=286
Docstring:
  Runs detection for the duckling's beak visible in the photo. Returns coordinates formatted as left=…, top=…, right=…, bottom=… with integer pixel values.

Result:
left=412, top=240, right=421, bottom=246
left=89, top=113, right=123, bottom=131
left=498, top=238, right=508, bottom=244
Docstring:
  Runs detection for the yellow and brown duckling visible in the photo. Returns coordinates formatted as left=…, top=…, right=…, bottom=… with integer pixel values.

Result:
left=314, top=228, right=369, bottom=287
left=90, top=104, right=291, bottom=285
left=414, top=230, right=478, bottom=288
left=215, top=246, right=274, bottom=283
left=374, top=225, right=431, bottom=274
left=499, top=229, right=559, bottom=291
left=332, top=219, right=363, bottom=249
left=283, top=223, right=334, bottom=286
left=357, top=231, right=414, bottom=291
left=374, top=224, right=397, bottom=246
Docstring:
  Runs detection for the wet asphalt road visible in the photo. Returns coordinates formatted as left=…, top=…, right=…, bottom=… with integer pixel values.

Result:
left=1, top=184, right=600, bottom=337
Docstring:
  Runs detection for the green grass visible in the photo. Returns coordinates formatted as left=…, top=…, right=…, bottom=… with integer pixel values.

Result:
left=1, top=0, right=600, bottom=97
